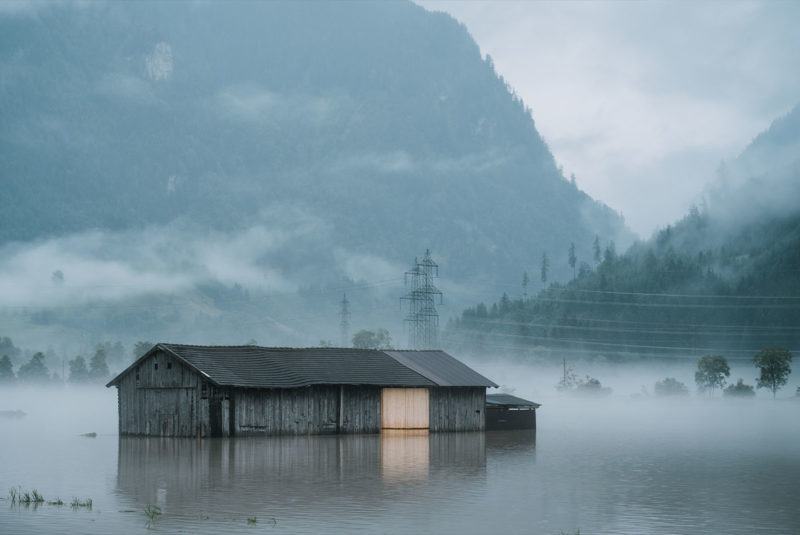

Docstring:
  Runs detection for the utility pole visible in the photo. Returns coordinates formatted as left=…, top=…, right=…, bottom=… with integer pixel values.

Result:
left=339, top=293, right=350, bottom=347
left=401, top=249, right=443, bottom=349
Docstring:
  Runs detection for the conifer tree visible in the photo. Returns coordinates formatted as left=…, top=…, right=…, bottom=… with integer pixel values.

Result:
left=568, top=242, right=577, bottom=280
left=17, top=353, right=50, bottom=383
left=89, top=347, right=110, bottom=382
left=69, top=356, right=90, bottom=383
left=540, top=253, right=549, bottom=287
left=0, top=355, right=15, bottom=383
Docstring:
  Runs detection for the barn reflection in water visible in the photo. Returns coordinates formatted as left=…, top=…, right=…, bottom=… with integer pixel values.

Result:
left=116, top=431, right=534, bottom=516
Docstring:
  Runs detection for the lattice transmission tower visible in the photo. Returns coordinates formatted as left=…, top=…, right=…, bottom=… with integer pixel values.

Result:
left=339, top=293, right=351, bottom=347
left=401, top=249, right=443, bottom=349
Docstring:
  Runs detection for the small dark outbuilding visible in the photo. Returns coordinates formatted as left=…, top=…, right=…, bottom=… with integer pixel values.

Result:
left=485, top=393, right=541, bottom=431
left=106, top=344, right=498, bottom=437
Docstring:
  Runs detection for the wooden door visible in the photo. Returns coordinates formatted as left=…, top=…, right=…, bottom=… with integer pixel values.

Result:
left=381, top=388, right=429, bottom=429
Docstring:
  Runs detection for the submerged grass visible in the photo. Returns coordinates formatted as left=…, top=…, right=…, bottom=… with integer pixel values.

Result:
left=71, top=497, right=92, bottom=509
left=144, top=503, right=162, bottom=528
left=8, top=487, right=90, bottom=510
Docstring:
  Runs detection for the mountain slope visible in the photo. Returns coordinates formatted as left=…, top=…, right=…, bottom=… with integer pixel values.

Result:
left=0, top=1, right=629, bottom=285
left=449, top=103, right=800, bottom=361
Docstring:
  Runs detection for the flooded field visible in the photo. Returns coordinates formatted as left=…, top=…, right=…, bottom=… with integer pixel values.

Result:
left=1, top=386, right=799, bottom=534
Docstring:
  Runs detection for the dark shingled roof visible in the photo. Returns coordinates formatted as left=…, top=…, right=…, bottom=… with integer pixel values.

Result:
left=108, top=344, right=497, bottom=389
left=384, top=350, right=498, bottom=388
left=486, top=393, right=541, bottom=408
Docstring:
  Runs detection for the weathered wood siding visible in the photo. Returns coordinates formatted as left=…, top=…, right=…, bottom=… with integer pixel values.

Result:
left=428, top=387, right=485, bottom=432
left=117, top=350, right=203, bottom=437
left=115, top=351, right=487, bottom=437
left=231, top=385, right=381, bottom=436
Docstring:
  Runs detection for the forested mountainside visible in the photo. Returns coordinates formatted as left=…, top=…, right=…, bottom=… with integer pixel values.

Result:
left=448, top=104, right=800, bottom=361
left=0, top=1, right=629, bottom=285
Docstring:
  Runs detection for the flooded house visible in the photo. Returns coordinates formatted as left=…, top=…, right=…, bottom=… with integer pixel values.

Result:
left=106, top=343, right=498, bottom=437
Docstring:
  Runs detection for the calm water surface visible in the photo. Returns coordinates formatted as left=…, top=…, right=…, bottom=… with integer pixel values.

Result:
left=1, top=386, right=798, bottom=534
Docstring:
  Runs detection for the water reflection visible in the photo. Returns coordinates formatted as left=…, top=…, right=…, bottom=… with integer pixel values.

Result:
left=116, top=431, right=491, bottom=529
left=485, top=429, right=537, bottom=454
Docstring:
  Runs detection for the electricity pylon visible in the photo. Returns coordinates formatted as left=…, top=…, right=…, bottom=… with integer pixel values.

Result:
left=401, top=249, right=443, bottom=349
left=339, top=293, right=350, bottom=347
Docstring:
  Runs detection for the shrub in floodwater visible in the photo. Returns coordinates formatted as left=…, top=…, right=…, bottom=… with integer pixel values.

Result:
left=723, top=379, right=756, bottom=397
left=575, top=376, right=612, bottom=397
left=695, top=354, right=730, bottom=395
left=654, top=377, right=689, bottom=396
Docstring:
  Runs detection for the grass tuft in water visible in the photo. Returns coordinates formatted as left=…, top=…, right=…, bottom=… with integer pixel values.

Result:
left=71, top=497, right=93, bottom=509
left=31, top=490, right=44, bottom=503
left=247, top=516, right=257, bottom=525
left=144, top=503, right=162, bottom=528
left=48, top=498, right=64, bottom=506
left=9, top=487, right=18, bottom=505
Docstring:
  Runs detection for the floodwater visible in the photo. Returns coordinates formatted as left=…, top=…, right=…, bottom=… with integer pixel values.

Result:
left=1, top=386, right=799, bottom=534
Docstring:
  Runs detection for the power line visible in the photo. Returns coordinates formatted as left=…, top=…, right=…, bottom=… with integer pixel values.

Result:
left=527, top=296, right=800, bottom=309
left=559, top=287, right=800, bottom=301
left=439, top=334, right=792, bottom=361
left=447, top=326, right=794, bottom=356
left=455, top=317, right=798, bottom=337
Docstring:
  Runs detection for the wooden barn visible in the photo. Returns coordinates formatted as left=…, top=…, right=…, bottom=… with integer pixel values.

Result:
left=106, top=344, right=498, bottom=437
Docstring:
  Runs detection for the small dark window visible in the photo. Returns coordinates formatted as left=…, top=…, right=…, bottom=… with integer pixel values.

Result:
left=154, top=362, right=159, bottom=370
left=167, top=362, right=172, bottom=370
left=136, top=372, right=140, bottom=381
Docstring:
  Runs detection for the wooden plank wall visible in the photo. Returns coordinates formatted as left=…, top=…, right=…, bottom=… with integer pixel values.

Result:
left=428, top=387, right=486, bottom=432
left=232, top=385, right=381, bottom=436
left=116, top=350, right=204, bottom=437
left=339, top=385, right=381, bottom=434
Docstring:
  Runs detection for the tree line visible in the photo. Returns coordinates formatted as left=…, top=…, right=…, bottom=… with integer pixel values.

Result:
left=447, top=210, right=800, bottom=362
left=555, top=346, right=793, bottom=398
left=0, top=338, right=154, bottom=386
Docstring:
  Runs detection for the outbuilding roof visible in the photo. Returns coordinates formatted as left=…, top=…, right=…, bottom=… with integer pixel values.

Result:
left=385, top=350, right=497, bottom=387
left=107, top=344, right=497, bottom=389
left=485, top=393, right=541, bottom=408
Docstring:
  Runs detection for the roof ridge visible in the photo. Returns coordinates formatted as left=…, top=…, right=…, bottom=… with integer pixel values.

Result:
left=161, top=343, right=385, bottom=352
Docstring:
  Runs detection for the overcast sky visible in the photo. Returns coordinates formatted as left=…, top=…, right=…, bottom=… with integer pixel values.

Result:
left=417, top=0, right=800, bottom=237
